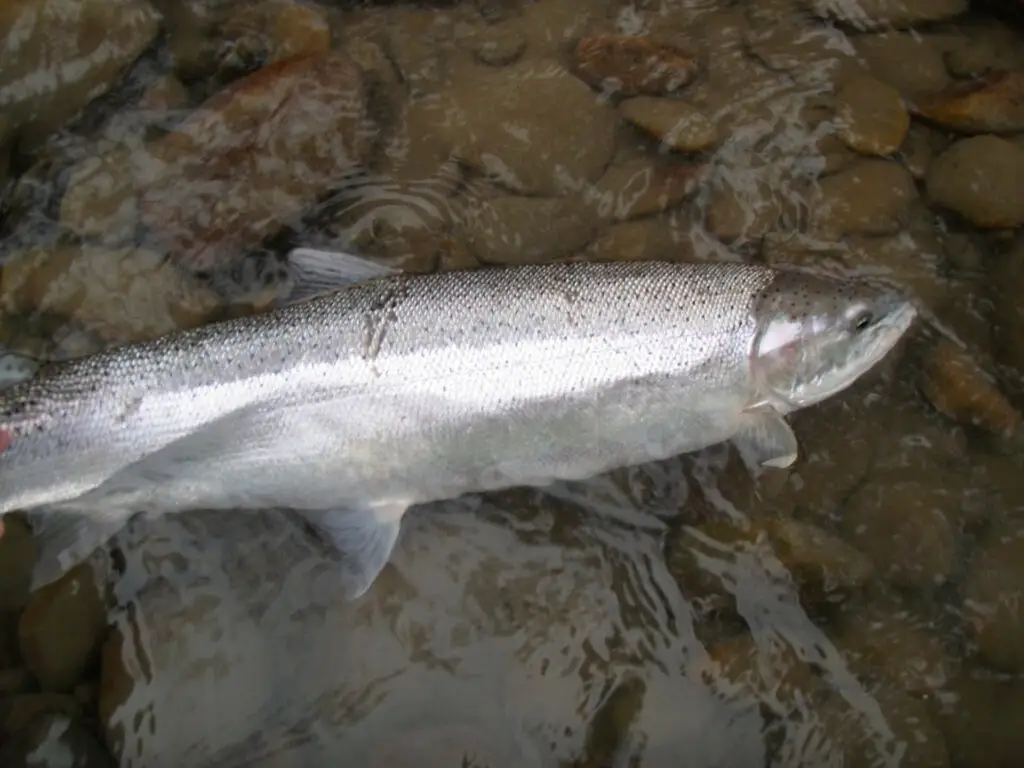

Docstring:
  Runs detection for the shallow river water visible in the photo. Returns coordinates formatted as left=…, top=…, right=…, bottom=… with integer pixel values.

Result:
left=3, top=0, right=1024, bottom=765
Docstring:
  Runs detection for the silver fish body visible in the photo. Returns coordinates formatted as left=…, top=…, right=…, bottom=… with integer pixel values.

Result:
left=0, top=256, right=917, bottom=593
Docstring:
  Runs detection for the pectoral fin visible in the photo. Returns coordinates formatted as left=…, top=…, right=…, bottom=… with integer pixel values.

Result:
left=298, top=502, right=407, bottom=600
left=733, top=409, right=798, bottom=469
left=282, top=247, right=400, bottom=305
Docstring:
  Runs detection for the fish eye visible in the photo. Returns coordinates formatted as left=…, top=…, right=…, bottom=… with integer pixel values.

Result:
left=852, top=310, right=873, bottom=332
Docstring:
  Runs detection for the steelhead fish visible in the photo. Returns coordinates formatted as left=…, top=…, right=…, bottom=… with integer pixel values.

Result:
left=0, top=250, right=917, bottom=595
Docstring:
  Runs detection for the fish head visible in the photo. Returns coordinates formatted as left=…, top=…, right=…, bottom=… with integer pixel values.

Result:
left=751, top=270, right=917, bottom=411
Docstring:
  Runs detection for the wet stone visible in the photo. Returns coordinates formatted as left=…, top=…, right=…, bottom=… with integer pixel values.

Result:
left=0, top=0, right=161, bottom=149
left=812, top=685, right=949, bottom=768
left=853, top=32, right=950, bottom=97
left=840, top=471, right=958, bottom=590
left=810, top=159, right=917, bottom=237
left=919, top=338, right=1022, bottom=441
left=2, top=693, right=80, bottom=733
left=618, top=97, right=719, bottom=152
left=19, top=563, right=108, bottom=693
left=464, top=25, right=527, bottom=66
left=572, top=35, right=700, bottom=97
left=831, top=597, right=955, bottom=694
left=897, top=122, right=942, bottom=180
left=912, top=72, right=1024, bottom=135
left=763, top=517, right=874, bottom=603
left=704, top=177, right=788, bottom=245
left=579, top=217, right=691, bottom=263
left=435, top=61, right=619, bottom=197
left=991, top=234, right=1024, bottom=379
left=0, top=667, right=35, bottom=696
left=804, top=0, right=966, bottom=30
left=583, top=159, right=707, bottom=221
left=0, top=711, right=114, bottom=767
left=963, top=523, right=1024, bottom=673
left=457, top=196, right=598, bottom=265
left=0, top=247, right=223, bottom=346
left=835, top=74, right=909, bottom=157
left=0, top=516, right=36, bottom=612
left=926, top=136, right=1024, bottom=229
left=140, top=51, right=372, bottom=274
left=940, top=674, right=1024, bottom=768
left=60, top=148, right=139, bottom=245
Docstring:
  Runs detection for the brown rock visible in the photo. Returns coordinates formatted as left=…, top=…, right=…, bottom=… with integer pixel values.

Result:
left=835, top=74, right=909, bottom=156
left=705, top=178, right=788, bottom=244
left=618, top=97, right=718, bottom=152
left=221, top=0, right=332, bottom=67
left=60, top=147, right=140, bottom=244
left=0, top=0, right=160, bottom=149
left=579, top=217, right=689, bottom=263
left=805, top=0, right=966, bottom=30
left=853, top=32, right=950, bottom=97
left=2, top=693, right=80, bottom=733
left=0, top=712, right=115, bottom=767
left=832, top=598, right=954, bottom=694
left=912, top=72, right=1024, bottom=135
left=19, top=563, right=109, bottom=693
left=138, top=75, right=190, bottom=113
left=991, top=235, right=1024, bottom=379
left=813, top=685, right=949, bottom=768
left=572, top=35, right=700, bottom=96
left=926, top=136, right=1024, bottom=229
left=811, top=159, right=917, bottom=236
left=963, top=523, right=1024, bottom=673
left=897, top=122, right=942, bottom=180
left=584, top=159, right=707, bottom=221
left=0, top=515, right=35, bottom=611
left=140, top=52, right=371, bottom=273
left=840, top=472, right=957, bottom=589
left=457, top=196, right=598, bottom=265
left=0, top=247, right=223, bottom=346
left=941, top=675, right=1024, bottom=768
left=762, top=516, right=875, bottom=601
left=427, top=61, right=619, bottom=197
left=463, top=25, right=527, bottom=67
left=919, top=338, right=1021, bottom=439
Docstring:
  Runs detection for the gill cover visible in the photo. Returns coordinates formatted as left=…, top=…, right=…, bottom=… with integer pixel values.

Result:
left=752, top=270, right=917, bottom=410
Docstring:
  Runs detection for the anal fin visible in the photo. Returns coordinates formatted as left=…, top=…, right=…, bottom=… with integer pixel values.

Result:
left=733, top=408, right=799, bottom=469
left=298, top=502, right=408, bottom=600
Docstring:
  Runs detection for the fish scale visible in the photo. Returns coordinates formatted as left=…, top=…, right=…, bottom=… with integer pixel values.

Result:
left=0, top=253, right=916, bottom=595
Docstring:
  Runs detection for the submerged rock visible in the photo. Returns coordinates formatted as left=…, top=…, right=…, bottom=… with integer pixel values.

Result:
left=963, top=523, right=1024, bottom=673
left=0, top=0, right=160, bottom=148
left=426, top=61, right=619, bottom=197
left=840, top=472, right=957, bottom=589
left=19, top=563, right=108, bottom=693
left=919, top=338, right=1022, bottom=440
left=925, top=136, right=1024, bottom=229
left=835, top=74, right=909, bottom=157
left=0, top=712, right=115, bottom=767
left=140, top=52, right=372, bottom=273
left=572, top=35, right=700, bottom=96
left=913, top=72, right=1024, bottom=135
left=804, top=0, right=966, bottom=30
left=853, top=32, right=950, bottom=97
left=810, top=159, right=917, bottom=236
left=618, top=97, right=719, bottom=152
left=0, top=247, right=223, bottom=346
left=457, top=195, right=598, bottom=265
left=583, top=159, right=706, bottom=221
